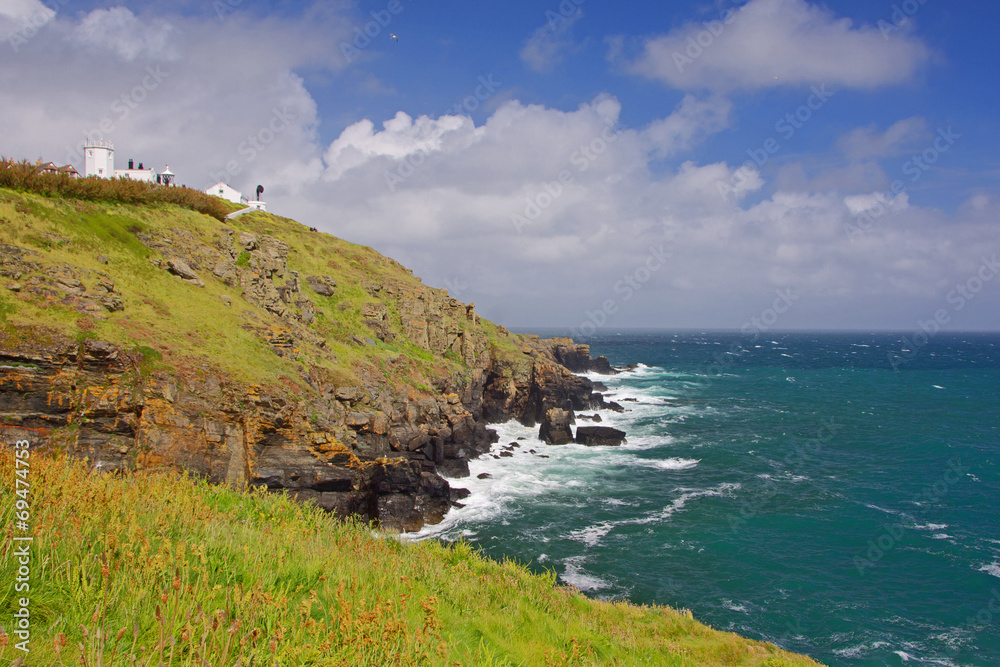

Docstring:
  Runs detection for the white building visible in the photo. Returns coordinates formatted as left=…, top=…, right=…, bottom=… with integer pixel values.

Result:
left=82, top=140, right=175, bottom=185
left=205, top=182, right=268, bottom=213
left=83, top=140, right=115, bottom=178
left=205, top=181, right=245, bottom=204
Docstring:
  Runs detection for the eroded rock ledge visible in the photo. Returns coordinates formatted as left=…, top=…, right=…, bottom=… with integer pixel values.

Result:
left=0, top=335, right=613, bottom=532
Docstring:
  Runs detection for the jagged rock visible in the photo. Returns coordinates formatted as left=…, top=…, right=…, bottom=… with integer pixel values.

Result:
left=6, top=282, right=21, bottom=291
left=477, top=472, right=492, bottom=479
left=592, top=356, right=615, bottom=374
left=592, top=381, right=608, bottom=392
left=539, top=407, right=573, bottom=445
left=239, top=232, right=258, bottom=251
left=575, top=426, right=626, bottom=447
left=166, top=258, right=204, bottom=287
left=306, top=275, right=336, bottom=296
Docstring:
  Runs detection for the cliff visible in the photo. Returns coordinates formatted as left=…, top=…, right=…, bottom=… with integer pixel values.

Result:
left=0, top=187, right=614, bottom=531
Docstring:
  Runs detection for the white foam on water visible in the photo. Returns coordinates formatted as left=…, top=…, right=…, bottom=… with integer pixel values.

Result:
left=914, top=523, right=949, bottom=531
left=633, top=457, right=700, bottom=471
left=979, top=562, right=1000, bottom=578
left=632, top=483, right=741, bottom=525
left=931, top=534, right=952, bottom=540
left=722, top=599, right=749, bottom=613
left=893, top=650, right=913, bottom=661
left=567, top=522, right=615, bottom=548
left=561, top=556, right=612, bottom=591
left=865, top=503, right=902, bottom=516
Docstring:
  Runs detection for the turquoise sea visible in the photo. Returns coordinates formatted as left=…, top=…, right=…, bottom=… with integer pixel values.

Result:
left=418, top=331, right=1000, bottom=666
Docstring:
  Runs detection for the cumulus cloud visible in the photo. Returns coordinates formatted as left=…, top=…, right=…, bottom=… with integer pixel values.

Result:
left=618, top=0, right=931, bottom=91
left=640, top=95, right=732, bottom=159
left=72, top=7, right=179, bottom=61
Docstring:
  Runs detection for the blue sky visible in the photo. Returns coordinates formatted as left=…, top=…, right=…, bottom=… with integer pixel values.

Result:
left=2, top=0, right=999, bottom=331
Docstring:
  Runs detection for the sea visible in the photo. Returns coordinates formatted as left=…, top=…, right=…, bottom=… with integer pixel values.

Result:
left=414, top=331, right=1000, bottom=667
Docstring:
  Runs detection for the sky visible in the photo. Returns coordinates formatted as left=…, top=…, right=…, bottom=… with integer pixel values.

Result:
left=2, top=0, right=999, bottom=333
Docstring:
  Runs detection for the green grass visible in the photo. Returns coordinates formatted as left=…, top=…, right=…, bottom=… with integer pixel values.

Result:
left=0, top=452, right=823, bottom=666
left=0, top=185, right=528, bottom=395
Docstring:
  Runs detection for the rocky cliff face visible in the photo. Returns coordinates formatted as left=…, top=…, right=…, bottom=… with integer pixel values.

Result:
left=0, top=195, right=613, bottom=531
left=0, top=333, right=607, bottom=532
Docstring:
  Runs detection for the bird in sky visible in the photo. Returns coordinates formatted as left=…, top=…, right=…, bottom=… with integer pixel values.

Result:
left=390, top=34, right=398, bottom=42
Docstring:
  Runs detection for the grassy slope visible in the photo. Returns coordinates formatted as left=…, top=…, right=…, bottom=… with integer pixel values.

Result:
left=0, top=452, right=821, bottom=666
left=0, top=187, right=516, bottom=393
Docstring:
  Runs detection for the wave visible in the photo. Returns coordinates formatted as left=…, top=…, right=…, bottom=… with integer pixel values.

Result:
left=913, top=523, right=949, bottom=531
left=721, top=599, right=750, bottom=614
left=561, top=556, right=612, bottom=591
left=633, top=457, right=700, bottom=471
left=634, top=483, right=741, bottom=525
left=567, top=522, right=615, bottom=548
left=979, top=562, right=1000, bottom=579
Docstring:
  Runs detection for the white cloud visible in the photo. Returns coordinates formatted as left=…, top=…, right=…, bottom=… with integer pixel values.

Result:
left=0, top=0, right=53, bottom=21
left=619, top=0, right=931, bottom=92
left=2, top=3, right=996, bottom=331
left=520, top=9, right=583, bottom=73
left=843, top=191, right=910, bottom=216
left=838, top=117, right=930, bottom=160
left=640, top=95, right=732, bottom=159
left=72, top=7, right=179, bottom=61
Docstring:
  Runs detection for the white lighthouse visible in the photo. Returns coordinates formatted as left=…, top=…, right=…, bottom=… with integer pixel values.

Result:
left=83, top=139, right=115, bottom=178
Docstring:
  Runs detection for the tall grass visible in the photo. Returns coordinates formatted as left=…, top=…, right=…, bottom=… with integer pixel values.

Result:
left=0, top=160, right=233, bottom=221
left=0, top=452, right=821, bottom=666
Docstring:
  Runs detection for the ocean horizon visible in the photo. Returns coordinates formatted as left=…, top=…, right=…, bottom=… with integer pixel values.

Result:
left=418, top=330, right=1000, bottom=666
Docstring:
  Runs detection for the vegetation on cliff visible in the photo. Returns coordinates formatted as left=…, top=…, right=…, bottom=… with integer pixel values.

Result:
left=0, top=451, right=821, bottom=666
left=0, top=160, right=237, bottom=222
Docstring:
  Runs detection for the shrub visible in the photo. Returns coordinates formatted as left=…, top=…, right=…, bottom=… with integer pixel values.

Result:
left=0, top=159, right=234, bottom=221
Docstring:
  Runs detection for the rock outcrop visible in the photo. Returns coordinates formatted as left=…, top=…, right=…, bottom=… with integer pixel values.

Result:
left=575, top=426, right=626, bottom=447
left=538, top=408, right=574, bottom=445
